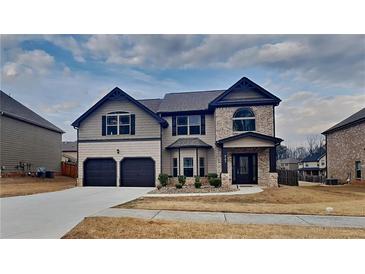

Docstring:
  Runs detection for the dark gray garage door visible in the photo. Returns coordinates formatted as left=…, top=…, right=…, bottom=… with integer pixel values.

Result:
left=84, top=158, right=116, bottom=186
left=120, top=158, right=155, bottom=187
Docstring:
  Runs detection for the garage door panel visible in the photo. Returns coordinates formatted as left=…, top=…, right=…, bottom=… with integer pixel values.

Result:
left=84, top=158, right=116, bottom=186
left=121, top=158, right=155, bottom=187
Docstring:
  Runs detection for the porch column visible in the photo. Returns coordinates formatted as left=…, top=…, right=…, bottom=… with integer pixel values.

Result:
left=178, top=148, right=181, bottom=176
left=196, top=148, right=198, bottom=176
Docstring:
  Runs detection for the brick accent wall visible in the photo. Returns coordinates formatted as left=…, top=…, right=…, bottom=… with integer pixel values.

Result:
left=326, top=122, right=365, bottom=183
left=215, top=105, right=274, bottom=140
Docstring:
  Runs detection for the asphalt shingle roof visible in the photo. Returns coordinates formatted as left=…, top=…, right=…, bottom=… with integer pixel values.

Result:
left=323, top=107, right=365, bottom=134
left=166, top=138, right=212, bottom=149
left=0, top=90, right=64, bottom=133
left=157, top=90, right=224, bottom=113
left=138, top=99, right=162, bottom=112
left=301, top=149, right=326, bottom=163
left=62, top=141, right=77, bottom=152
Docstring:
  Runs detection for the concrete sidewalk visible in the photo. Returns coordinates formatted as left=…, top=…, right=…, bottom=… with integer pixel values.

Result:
left=92, top=208, right=365, bottom=229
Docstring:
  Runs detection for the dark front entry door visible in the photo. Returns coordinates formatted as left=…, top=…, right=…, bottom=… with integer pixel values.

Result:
left=232, top=154, right=257, bottom=184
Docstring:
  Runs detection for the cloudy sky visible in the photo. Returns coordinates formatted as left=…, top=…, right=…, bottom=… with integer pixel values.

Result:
left=1, top=34, right=364, bottom=146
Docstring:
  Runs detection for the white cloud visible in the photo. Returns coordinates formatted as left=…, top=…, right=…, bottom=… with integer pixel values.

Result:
left=41, top=101, right=81, bottom=114
left=2, top=49, right=55, bottom=79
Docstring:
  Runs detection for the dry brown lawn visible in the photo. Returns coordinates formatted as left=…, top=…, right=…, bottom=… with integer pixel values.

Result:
left=62, top=216, right=365, bottom=239
left=118, top=184, right=365, bottom=216
left=0, top=176, right=76, bottom=197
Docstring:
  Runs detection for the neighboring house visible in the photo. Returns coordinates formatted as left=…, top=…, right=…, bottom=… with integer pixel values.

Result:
left=62, top=141, right=77, bottom=163
left=0, top=90, right=64, bottom=176
left=298, top=150, right=326, bottom=180
left=72, top=77, right=283, bottom=187
left=322, top=107, right=365, bottom=183
left=277, top=158, right=299, bottom=171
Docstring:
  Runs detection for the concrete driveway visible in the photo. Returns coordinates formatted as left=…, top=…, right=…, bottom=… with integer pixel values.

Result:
left=0, top=187, right=152, bottom=239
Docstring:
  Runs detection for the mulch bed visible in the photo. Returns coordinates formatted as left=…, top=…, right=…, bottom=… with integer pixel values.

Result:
left=148, top=185, right=239, bottom=194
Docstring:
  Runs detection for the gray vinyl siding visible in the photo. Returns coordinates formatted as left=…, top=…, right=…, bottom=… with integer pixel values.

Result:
left=78, top=98, right=161, bottom=140
left=0, top=115, right=62, bottom=174
left=161, top=114, right=217, bottom=176
left=222, top=89, right=265, bottom=100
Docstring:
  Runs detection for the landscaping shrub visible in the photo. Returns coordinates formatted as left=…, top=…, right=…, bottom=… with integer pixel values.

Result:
left=194, top=176, right=200, bottom=183
left=194, top=182, right=202, bottom=188
left=209, top=178, right=222, bottom=188
left=178, top=175, right=186, bottom=186
left=175, top=183, right=183, bottom=189
left=158, top=173, right=169, bottom=187
left=207, top=173, right=218, bottom=180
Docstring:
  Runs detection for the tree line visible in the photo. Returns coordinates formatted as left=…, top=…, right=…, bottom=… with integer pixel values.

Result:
left=277, top=135, right=326, bottom=160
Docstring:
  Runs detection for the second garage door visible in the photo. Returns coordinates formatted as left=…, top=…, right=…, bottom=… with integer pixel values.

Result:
left=120, top=158, right=155, bottom=187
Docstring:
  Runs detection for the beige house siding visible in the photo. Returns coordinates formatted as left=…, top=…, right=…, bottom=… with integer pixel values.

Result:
left=0, top=115, right=62, bottom=174
left=78, top=140, right=161, bottom=186
left=326, top=122, right=365, bottom=183
left=215, top=105, right=274, bottom=140
left=78, top=97, right=161, bottom=140
left=161, top=114, right=217, bottom=176
left=62, top=151, right=77, bottom=162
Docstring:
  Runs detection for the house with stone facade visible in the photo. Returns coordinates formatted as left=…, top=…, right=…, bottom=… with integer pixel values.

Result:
left=323, top=107, right=365, bottom=183
left=72, top=77, right=283, bottom=187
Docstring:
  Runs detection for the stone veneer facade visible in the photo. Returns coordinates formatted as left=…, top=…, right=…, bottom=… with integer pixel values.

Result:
left=214, top=105, right=278, bottom=187
left=326, top=122, right=365, bottom=183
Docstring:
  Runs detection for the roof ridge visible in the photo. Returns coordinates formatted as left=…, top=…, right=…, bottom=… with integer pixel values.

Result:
left=164, top=89, right=225, bottom=96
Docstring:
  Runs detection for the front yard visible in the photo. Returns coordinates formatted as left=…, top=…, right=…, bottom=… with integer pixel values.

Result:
left=118, top=184, right=365, bottom=216
left=62, top=216, right=365, bottom=239
left=0, top=176, right=76, bottom=198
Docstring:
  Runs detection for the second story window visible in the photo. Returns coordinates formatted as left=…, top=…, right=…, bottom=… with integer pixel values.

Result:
left=106, top=113, right=130, bottom=135
left=233, top=108, right=256, bottom=132
left=177, top=115, right=201, bottom=135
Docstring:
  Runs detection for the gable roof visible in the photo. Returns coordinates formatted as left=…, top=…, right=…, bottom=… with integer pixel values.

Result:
left=71, top=87, right=168, bottom=128
left=158, top=90, right=224, bottom=113
left=166, top=138, right=212, bottom=149
left=216, top=132, right=283, bottom=145
left=322, top=107, right=365, bottom=134
left=300, top=149, right=326, bottom=163
left=62, top=141, right=77, bottom=152
left=209, top=77, right=281, bottom=108
left=0, top=90, right=64, bottom=133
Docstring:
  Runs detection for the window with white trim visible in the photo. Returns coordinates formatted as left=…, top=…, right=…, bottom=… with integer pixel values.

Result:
left=355, top=161, right=362, bottom=179
left=173, top=158, right=178, bottom=177
left=106, top=113, right=131, bottom=135
left=233, top=108, right=256, bottom=132
left=177, top=115, right=201, bottom=135
left=183, top=157, right=194, bottom=177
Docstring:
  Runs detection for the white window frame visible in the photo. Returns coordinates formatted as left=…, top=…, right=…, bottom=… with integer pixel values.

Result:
left=183, top=157, right=194, bottom=177
left=355, top=161, right=362, bottom=179
left=176, top=115, right=201, bottom=135
left=106, top=113, right=131, bottom=136
left=232, top=109, right=256, bottom=133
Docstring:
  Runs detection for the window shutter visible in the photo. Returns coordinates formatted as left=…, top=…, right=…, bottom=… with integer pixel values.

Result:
left=172, top=116, right=176, bottom=136
left=201, top=114, right=206, bottom=135
left=101, top=115, right=106, bottom=136
left=130, top=114, right=135, bottom=135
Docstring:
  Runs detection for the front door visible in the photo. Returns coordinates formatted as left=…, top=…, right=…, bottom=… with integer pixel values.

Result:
left=232, top=154, right=257, bottom=184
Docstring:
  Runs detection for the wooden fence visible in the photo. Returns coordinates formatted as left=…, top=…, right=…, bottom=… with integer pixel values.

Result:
left=278, top=170, right=298, bottom=186
left=61, top=162, right=78, bottom=178
left=298, top=174, right=326, bottom=183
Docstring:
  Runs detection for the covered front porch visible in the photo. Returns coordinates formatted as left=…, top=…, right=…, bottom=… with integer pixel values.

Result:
left=217, top=132, right=283, bottom=187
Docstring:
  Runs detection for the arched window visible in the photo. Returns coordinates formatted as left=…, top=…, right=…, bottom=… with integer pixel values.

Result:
left=233, top=108, right=256, bottom=132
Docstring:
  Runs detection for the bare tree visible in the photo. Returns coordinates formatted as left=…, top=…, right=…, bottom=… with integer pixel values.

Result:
left=306, top=135, right=325, bottom=156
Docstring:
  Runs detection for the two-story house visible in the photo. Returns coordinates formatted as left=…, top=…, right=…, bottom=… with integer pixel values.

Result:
left=71, top=77, right=283, bottom=187
left=298, top=150, right=326, bottom=181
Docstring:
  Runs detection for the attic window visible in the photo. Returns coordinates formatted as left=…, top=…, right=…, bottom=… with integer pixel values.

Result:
left=233, top=108, right=256, bottom=132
